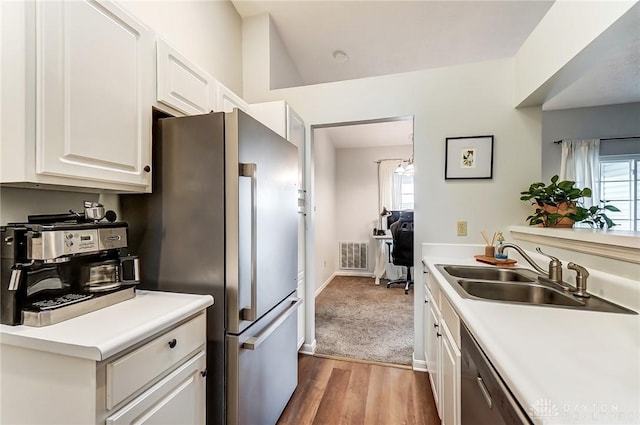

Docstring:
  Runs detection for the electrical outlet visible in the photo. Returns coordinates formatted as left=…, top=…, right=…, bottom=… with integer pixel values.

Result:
left=456, top=221, right=467, bottom=236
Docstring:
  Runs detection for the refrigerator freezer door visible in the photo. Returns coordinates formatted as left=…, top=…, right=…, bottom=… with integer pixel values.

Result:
left=226, top=296, right=301, bottom=425
left=226, top=110, right=299, bottom=334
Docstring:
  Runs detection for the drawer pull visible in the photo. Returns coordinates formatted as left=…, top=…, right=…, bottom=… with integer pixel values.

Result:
left=168, top=338, right=177, bottom=349
left=200, top=370, right=207, bottom=378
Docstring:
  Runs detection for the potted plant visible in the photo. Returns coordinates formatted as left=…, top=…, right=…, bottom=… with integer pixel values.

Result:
left=519, top=175, right=620, bottom=229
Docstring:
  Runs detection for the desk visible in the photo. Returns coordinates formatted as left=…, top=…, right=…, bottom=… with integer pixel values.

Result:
left=373, top=232, right=393, bottom=285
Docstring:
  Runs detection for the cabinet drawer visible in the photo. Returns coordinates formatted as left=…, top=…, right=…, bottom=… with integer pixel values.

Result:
left=106, top=350, right=206, bottom=425
left=106, top=313, right=206, bottom=409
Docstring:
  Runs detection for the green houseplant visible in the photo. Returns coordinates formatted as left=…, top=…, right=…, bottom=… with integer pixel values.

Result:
left=520, top=175, right=620, bottom=229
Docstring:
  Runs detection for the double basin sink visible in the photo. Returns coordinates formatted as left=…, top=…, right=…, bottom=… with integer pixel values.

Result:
left=435, top=264, right=636, bottom=314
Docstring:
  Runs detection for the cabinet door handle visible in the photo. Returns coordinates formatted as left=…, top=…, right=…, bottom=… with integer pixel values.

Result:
left=436, top=332, right=442, bottom=337
left=434, top=323, right=439, bottom=329
left=143, top=165, right=151, bottom=172
left=168, top=338, right=177, bottom=349
left=200, top=370, right=208, bottom=378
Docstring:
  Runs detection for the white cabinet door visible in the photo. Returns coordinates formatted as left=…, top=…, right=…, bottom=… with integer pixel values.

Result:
left=156, top=39, right=215, bottom=116
left=36, top=0, right=153, bottom=190
left=106, top=351, right=206, bottom=425
left=441, top=324, right=461, bottom=425
left=214, top=81, right=249, bottom=113
left=426, top=291, right=442, bottom=416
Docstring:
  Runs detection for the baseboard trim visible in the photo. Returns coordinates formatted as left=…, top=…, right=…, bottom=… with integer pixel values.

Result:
left=314, top=272, right=337, bottom=297
left=299, top=339, right=317, bottom=355
left=334, top=271, right=374, bottom=278
left=315, top=271, right=377, bottom=297
left=413, top=355, right=427, bottom=372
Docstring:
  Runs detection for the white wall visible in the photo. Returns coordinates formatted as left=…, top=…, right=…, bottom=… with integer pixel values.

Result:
left=514, top=0, right=637, bottom=107
left=541, top=102, right=640, bottom=182
left=118, top=0, right=243, bottom=95
left=312, top=130, right=337, bottom=293
left=242, top=17, right=543, bottom=365
left=334, top=144, right=413, bottom=274
left=268, top=17, right=303, bottom=90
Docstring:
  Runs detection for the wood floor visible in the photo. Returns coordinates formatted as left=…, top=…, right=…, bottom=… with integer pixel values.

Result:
left=277, top=354, right=440, bottom=425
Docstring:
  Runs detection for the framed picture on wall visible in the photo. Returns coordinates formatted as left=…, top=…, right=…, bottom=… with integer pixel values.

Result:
left=445, top=135, right=494, bottom=180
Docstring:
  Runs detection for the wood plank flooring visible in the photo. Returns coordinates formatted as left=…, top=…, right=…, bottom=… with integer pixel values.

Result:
left=277, top=354, right=440, bottom=425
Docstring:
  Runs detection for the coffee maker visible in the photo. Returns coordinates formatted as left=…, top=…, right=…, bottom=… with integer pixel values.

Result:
left=1, top=204, right=140, bottom=326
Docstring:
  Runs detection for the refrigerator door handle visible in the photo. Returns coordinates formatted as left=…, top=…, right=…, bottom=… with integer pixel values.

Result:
left=239, top=163, right=258, bottom=322
left=242, top=298, right=302, bottom=350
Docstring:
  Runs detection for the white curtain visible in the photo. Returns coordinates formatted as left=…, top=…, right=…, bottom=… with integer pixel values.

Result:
left=378, top=160, right=402, bottom=213
left=559, top=139, right=600, bottom=208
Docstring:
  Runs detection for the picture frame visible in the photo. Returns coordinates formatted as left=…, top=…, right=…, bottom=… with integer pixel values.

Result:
left=445, top=135, right=494, bottom=180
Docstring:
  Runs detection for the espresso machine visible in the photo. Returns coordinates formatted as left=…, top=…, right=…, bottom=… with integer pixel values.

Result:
left=1, top=203, right=140, bottom=327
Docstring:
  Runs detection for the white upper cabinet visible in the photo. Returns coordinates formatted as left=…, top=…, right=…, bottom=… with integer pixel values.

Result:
left=1, top=0, right=154, bottom=192
left=214, top=81, right=249, bottom=113
left=156, top=39, right=216, bottom=116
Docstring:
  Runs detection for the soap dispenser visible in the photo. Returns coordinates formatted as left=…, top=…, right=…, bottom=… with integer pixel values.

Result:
left=494, top=232, right=508, bottom=260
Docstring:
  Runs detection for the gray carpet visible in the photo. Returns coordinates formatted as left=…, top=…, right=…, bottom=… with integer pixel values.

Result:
left=315, top=275, right=413, bottom=366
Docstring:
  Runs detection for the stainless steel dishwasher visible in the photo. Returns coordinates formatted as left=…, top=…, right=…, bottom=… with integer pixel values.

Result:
left=461, top=323, right=533, bottom=425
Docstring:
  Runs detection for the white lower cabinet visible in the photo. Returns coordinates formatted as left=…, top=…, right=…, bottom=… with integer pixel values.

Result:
left=98, top=313, right=207, bottom=423
left=441, top=323, right=461, bottom=425
left=425, top=273, right=461, bottom=425
left=425, top=284, right=441, bottom=415
left=0, top=312, right=207, bottom=424
left=105, top=351, right=206, bottom=425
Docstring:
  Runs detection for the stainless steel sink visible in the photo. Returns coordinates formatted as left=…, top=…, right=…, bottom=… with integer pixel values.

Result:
left=457, top=280, right=585, bottom=307
left=442, top=265, right=538, bottom=282
left=435, top=264, right=636, bottom=314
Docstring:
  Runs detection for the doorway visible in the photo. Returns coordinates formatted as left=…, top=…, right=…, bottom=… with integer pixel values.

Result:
left=306, top=116, right=415, bottom=366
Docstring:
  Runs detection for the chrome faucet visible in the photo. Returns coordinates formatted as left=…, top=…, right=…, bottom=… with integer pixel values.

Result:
left=496, top=243, right=563, bottom=284
left=568, top=262, right=590, bottom=298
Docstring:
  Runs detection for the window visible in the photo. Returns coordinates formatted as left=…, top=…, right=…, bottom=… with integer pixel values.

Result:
left=399, top=174, right=414, bottom=210
left=597, top=155, right=639, bottom=231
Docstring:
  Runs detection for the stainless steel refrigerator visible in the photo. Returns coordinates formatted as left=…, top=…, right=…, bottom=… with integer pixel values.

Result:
left=121, top=110, right=300, bottom=425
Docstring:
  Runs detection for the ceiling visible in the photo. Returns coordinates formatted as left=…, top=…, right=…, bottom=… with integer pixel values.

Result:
left=233, top=0, right=554, bottom=86
left=232, top=1, right=639, bottom=143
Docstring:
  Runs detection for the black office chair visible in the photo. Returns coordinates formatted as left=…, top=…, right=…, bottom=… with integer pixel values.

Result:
left=386, top=216, right=414, bottom=294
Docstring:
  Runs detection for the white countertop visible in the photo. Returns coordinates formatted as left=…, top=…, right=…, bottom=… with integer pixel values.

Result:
left=0, top=290, right=213, bottom=361
left=424, top=255, right=640, bottom=425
